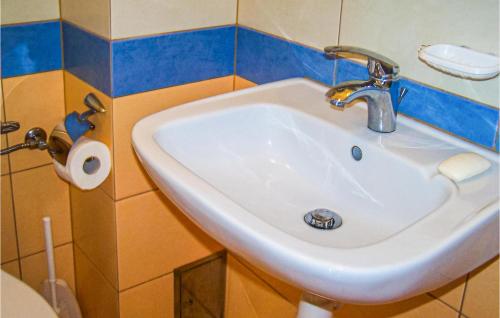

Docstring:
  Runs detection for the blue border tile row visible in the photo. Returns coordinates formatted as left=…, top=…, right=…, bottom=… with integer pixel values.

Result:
left=333, top=58, right=499, bottom=148
left=1, top=21, right=62, bottom=78
left=236, top=27, right=334, bottom=85
left=62, top=22, right=112, bottom=96
left=112, top=26, right=235, bottom=97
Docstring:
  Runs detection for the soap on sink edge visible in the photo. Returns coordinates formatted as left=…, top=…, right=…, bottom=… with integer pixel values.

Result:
left=438, top=152, right=491, bottom=182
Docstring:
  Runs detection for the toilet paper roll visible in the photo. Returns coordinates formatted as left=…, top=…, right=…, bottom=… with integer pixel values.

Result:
left=53, top=137, right=111, bottom=190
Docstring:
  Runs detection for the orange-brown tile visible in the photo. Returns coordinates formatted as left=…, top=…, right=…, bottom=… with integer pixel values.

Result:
left=462, top=256, right=499, bottom=318
left=11, top=164, right=71, bottom=257
left=1, top=175, right=18, bottom=263
left=232, top=254, right=302, bottom=306
left=119, top=274, right=174, bottom=318
left=3, top=71, right=65, bottom=172
left=116, top=190, right=222, bottom=289
left=234, top=76, right=257, bottom=91
left=20, top=243, right=75, bottom=292
left=112, top=76, right=234, bottom=200
left=1, top=86, right=10, bottom=175
left=0, top=134, right=9, bottom=175
left=430, top=275, right=466, bottom=311
left=74, top=245, right=119, bottom=318
left=63, top=71, right=115, bottom=198
left=225, top=255, right=297, bottom=318
left=1, top=260, right=21, bottom=278
left=336, top=294, right=458, bottom=318
left=71, top=186, right=117, bottom=288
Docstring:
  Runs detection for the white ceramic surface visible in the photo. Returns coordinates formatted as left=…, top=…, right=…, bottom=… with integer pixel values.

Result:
left=1, top=270, right=58, bottom=318
left=132, top=78, right=499, bottom=304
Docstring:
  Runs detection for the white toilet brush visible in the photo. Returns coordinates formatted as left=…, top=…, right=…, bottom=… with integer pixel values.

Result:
left=41, top=217, right=82, bottom=318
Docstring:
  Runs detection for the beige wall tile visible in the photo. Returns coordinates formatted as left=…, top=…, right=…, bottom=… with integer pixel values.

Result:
left=116, top=190, right=222, bottom=290
left=1, top=175, right=18, bottom=263
left=111, top=0, right=237, bottom=39
left=64, top=71, right=114, bottom=198
left=74, top=246, right=119, bottom=318
left=20, top=243, right=75, bottom=293
left=429, top=275, right=466, bottom=311
left=119, top=274, right=174, bottom=318
left=113, top=76, right=233, bottom=200
left=225, top=255, right=297, bottom=318
left=1, top=0, right=59, bottom=25
left=3, top=71, right=65, bottom=172
left=339, top=0, right=499, bottom=107
left=71, top=186, right=117, bottom=288
left=462, top=256, right=499, bottom=318
left=2, top=260, right=21, bottom=278
left=238, top=0, right=342, bottom=50
left=11, top=165, right=71, bottom=257
left=234, top=76, right=258, bottom=91
left=61, top=0, right=110, bottom=39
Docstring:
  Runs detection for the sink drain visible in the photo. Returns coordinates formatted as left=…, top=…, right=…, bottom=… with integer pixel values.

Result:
left=304, top=209, right=342, bottom=230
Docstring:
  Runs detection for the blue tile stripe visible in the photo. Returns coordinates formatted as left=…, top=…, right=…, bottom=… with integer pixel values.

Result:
left=112, top=26, right=235, bottom=97
left=62, top=22, right=112, bottom=96
left=8, top=20, right=492, bottom=149
left=236, top=27, right=334, bottom=85
left=334, top=58, right=499, bottom=148
left=1, top=21, right=62, bottom=78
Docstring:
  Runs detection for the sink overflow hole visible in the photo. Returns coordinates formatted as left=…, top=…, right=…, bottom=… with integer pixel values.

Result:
left=304, top=209, right=342, bottom=230
left=351, top=146, right=362, bottom=161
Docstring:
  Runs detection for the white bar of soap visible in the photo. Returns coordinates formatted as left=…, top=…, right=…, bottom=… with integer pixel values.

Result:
left=438, top=152, right=491, bottom=182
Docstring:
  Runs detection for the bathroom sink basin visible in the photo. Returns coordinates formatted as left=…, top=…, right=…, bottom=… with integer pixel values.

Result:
left=132, top=78, right=499, bottom=304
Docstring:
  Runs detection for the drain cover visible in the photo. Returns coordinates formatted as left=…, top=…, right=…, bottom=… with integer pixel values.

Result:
left=304, top=209, right=342, bottom=230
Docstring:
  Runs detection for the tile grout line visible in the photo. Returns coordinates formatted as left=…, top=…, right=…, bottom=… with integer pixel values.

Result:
left=232, top=254, right=296, bottom=304
left=426, top=292, right=462, bottom=314
left=119, top=271, right=173, bottom=293
left=18, top=241, right=73, bottom=261
left=232, top=0, right=240, bottom=91
left=1, top=78, right=24, bottom=278
left=458, top=273, right=470, bottom=317
left=73, top=242, right=119, bottom=292
left=0, top=18, right=60, bottom=27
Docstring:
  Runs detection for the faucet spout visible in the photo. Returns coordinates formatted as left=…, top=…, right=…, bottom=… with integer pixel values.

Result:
left=323, top=46, right=408, bottom=133
left=326, top=80, right=376, bottom=108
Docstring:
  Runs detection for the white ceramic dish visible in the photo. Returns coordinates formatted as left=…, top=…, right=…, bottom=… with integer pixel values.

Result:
left=418, top=44, right=499, bottom=80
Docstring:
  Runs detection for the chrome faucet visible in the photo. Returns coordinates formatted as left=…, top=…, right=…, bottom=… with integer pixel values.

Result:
left=324, top=46, right=408, bottom=133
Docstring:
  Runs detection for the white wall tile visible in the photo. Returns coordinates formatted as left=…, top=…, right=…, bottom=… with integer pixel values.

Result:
left=1, top=0, right=59, bottom=25
left=339, top=0, right=499, bottom=107
left=238, top=0, right=342, bottom=50
left=111, top=0, right=237, bottom=39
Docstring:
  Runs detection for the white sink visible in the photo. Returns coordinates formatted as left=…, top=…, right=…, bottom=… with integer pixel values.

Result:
left=132, top=78, right=499, bottom=304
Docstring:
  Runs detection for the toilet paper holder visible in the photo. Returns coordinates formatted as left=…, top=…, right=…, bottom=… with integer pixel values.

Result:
left=49, top=93, right=106, bottom=165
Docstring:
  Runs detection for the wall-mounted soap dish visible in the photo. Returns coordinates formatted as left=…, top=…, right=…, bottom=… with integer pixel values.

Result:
left=418, top=44, right=499, bottom=80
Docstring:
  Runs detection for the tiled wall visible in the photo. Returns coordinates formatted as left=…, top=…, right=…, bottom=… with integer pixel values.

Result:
left=2, top=1, right=497, bottom=318
left=229, top=1, right=499, bottom=317
left=226, top=253, right=499, bottom=318
left=59, top=0, right=238, bottom=317
left=0, top=0, right=75, bottom=297
left=236, top=1, right=499, bottom=151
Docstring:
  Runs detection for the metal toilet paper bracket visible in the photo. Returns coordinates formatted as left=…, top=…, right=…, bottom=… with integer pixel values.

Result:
left=79, top=93, right=107, bottom=130
left=0, top=93, right=106, bottom=165
left=48, top=93, right=106, bottom=165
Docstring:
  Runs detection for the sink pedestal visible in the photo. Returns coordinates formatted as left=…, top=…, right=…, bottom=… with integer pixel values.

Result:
left=296, top=293, right=341, bottom=318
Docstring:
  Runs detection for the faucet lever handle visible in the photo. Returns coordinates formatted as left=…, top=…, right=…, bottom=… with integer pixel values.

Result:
left=324, top=46, right=400, bottom=81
